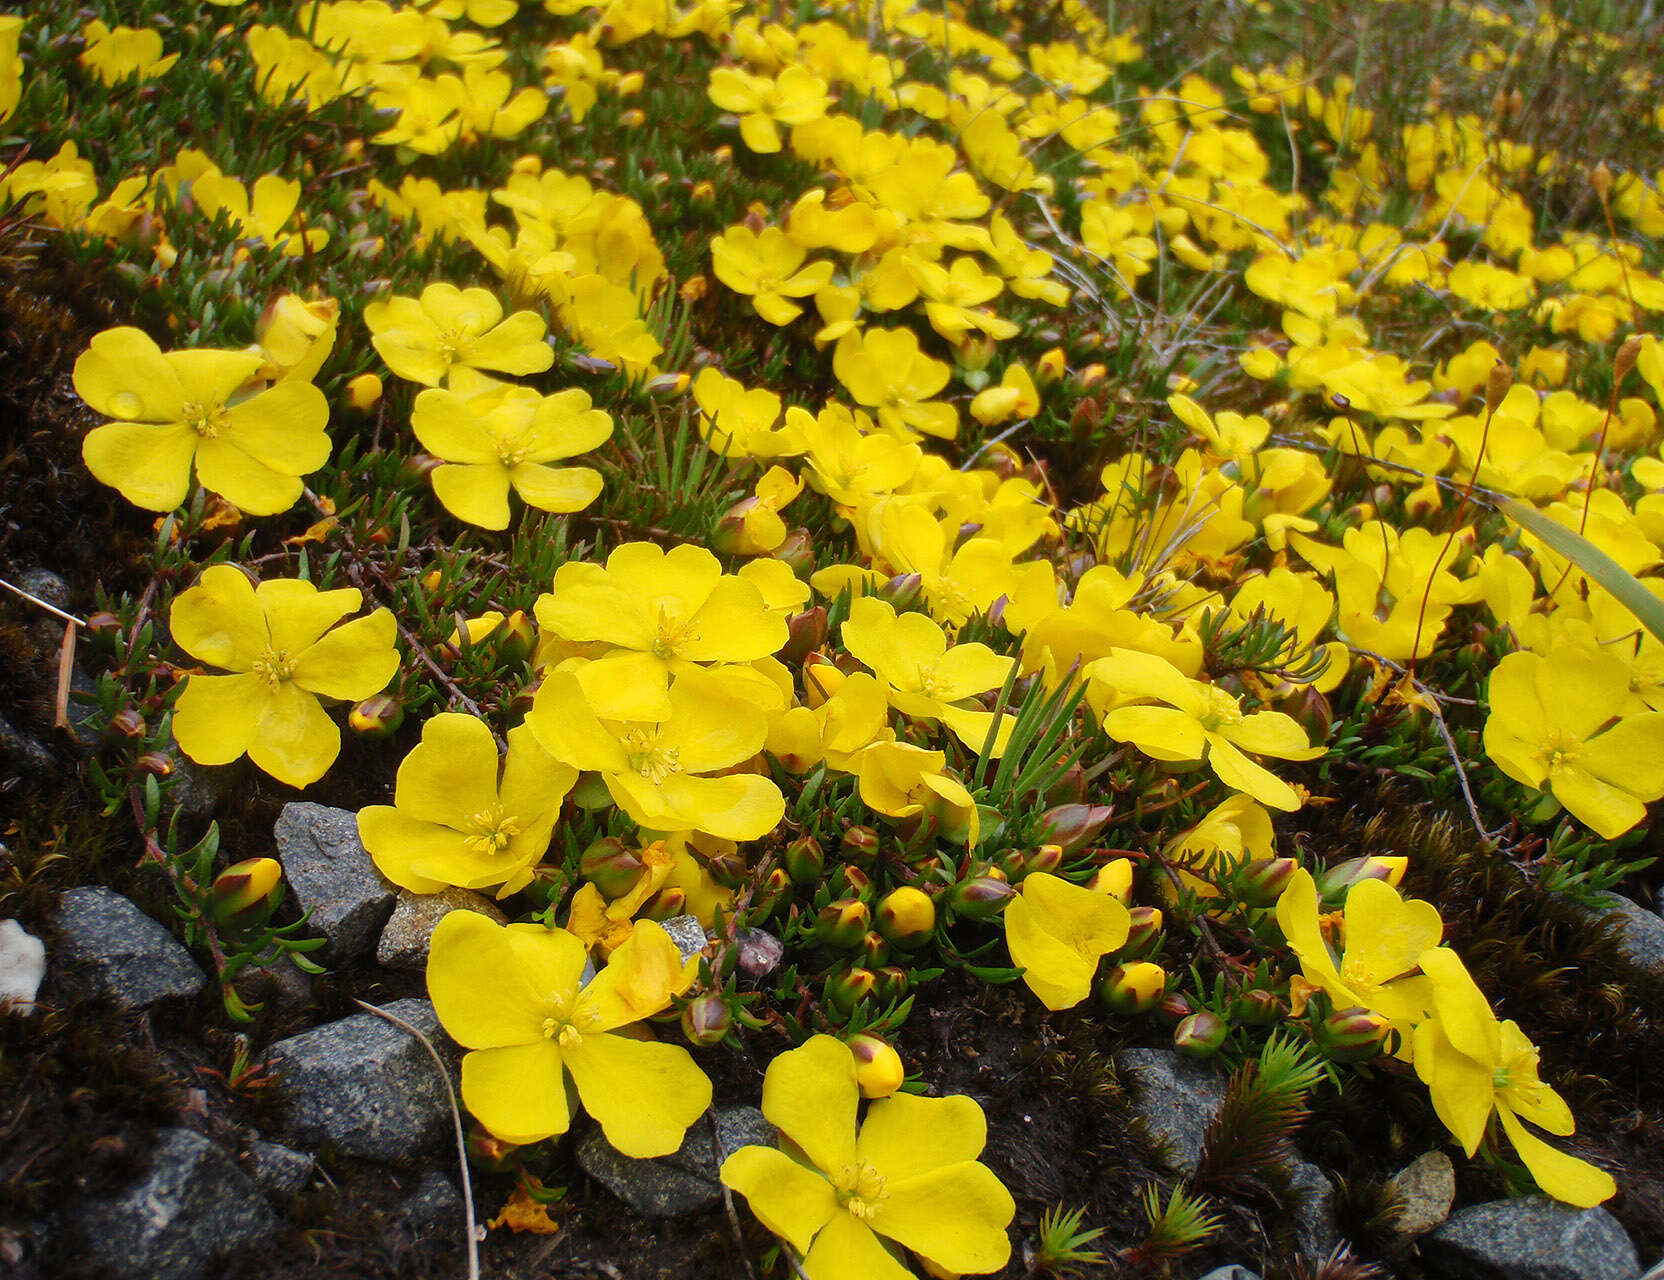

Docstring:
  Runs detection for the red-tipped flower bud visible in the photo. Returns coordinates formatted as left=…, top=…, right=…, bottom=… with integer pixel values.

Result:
left=947, top=874, right=1016, bottom=920
left=1231, top=988, right=1283, bottom=1026
left=1036, top=803, right=1115, bottom=855
left=1122, top=906, right=1163, bottom=958
left=875, top=886, right=935, bottom=949
left=580, top=837, right=644, bottom=900
left=1174, top=1010, right=1230, bottom=1059
left=348, top=693, right=404, bottom=739
left=849, top=1034, right=905, bottom=1098
left=681, top=992, right=732, bottom=1046
left=841, top=825, right=880, bottom=866
left=1235, top=857, right=1298, bottom=908
left=1313, top=1006, right=1391, bottom=1062
left=824, top=966, right=878, bottom=1015
left=1098, top=961, right=1167, bottom=1014
left=782, top=836, right=825, bottom=887
left=209, top=858, right=283, bottom=935
left=814, top=898, right=871, bottom=950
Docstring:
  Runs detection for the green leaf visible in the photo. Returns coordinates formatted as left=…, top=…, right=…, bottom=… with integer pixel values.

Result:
left=1502, top=498, right=1664, bottom=645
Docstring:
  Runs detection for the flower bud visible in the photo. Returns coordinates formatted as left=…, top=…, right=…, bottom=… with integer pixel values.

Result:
left=209, top=858, right=283, bottom=934
left=849, top=1034, right=905, bottom=1098
left=1174, top=1010, right=1230, bottom=1059
left=1036, top=803, right=1115, bottom=855
left=1231, top=988, right=1283, bottom=1026
left=106, top=708, right=146, bottom=740
left=1234, top=857, right=1298, bottom=908
left=830, top=863, right=874, bottom=902
left=779, top=607, right=828, bottom=665
left=878, top=573, right=922, bottom=611
left=1089, top=858, right=1135, bottom=904
left=1122, top=906, right=1163, bottom=958
left=824, top=966, right=878, bottom=1015
left=782, top=836, right=825, bottom=886
left=1098, top=961, right=1166, bottom=1014
left=133, top=751, right=173, bottom=779
left=840, top=825, right=880, bottom=866
left=1312, top=1006, right=1390, bottom=1062
left=640, top=887, right=687, bottom=922
left=1036, top=347, right=1067, bottom=384
left=467, top=1124, right=523, bottom=1173
left=875, top=886, right=935, bottom=948
left=347, top=693, right=404, bottom=739
left=946, top=874, right=1016, bottom=920
left=752, top=867, right=793, bottom=921
left=1153, top=991, right=1194, bottom=1027
left=1023, top=843, right=1064, bottom=878
left=872, top=965, right=910, bottom=1004
left=346, top=372, right=382, bottom=411
left=814, top=898, right=871, bottom=950
left=1290, top=685, right=1332, bottom=742
left=857, top=930, right=891, bottom=968
left=1316, top=856, right=1407, bottom=904
left=498, top=610, right=536, bottom=664
left=773, top=528, right=815, bottom=574
left=681, top=992, right=732, bottom=1046
left=803, top=655, right=845, bottom=708
left=581, top=837, right=645, bottom=900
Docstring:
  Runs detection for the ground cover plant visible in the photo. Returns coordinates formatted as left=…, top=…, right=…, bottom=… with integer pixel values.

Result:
left=3, top=0, right=1664, bottom=1275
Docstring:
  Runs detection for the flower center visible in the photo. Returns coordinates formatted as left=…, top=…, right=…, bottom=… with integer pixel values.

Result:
left=182, top=399, right=229, bottom=438
left=1198, top=688, right=1243, bottom=733
left=914, top=661, right=951, bottom=699
left=649, top=605, right=700, bottom=659
left=541, top=991, right=593, bottom=1046
left=464, top=804, right=521, bottom=857
left=1543, top=728, right=1580, bottom=773
left=834, top=1162, right=888, bottom=1220
left=250, top=647, right=295, bottom=688
left=620, top=726, right=683, bottom=782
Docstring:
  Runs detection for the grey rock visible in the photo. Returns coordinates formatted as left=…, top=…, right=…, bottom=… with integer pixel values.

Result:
left=659, top=914, right=708, bottom=964
left=53, top=886, right=205, bottom=1007
left=1196, top=1269, right=1261, bottom=1280
left=377, top=887, right=505, bottom=971
left=14, top=568, right=70, bottom=613
left=1390, top=1150, right=1455, bottom=1236
left=0, top=712, right=54, bottom=776
left=1288, top=1160, right=1339, bottom=1261
left=1424, top=1196, right=1639, bottom=1280
left=74, top=1127, right=276, bottom=1280
left=400, top=1171, right=464, bottom=1238
left=1589, top=893, right=1664, bottom=981
left=578, top=1105, right=774, bottom=1217
left=165, top=745, right=224, bottom=822
left=268, top=997, right=459, bottom=1161
left=60, top=666, right=100, bottom=749
left=273, top=802, right=396, bottom=962
left=243, top=1139, right=315, bottom=1201
left=1113, top=1047, right=1226, bottom=1173
left=231, top=955, right=314, bottom=1013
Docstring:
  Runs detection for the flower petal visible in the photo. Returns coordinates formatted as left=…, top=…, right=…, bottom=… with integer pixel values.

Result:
left=1207, top=736, right=1301, bottom=811
left=289, top=609, right=399, bottom=700
left=432, top=463, right=513, bottom=529
left=1343, top=879, right=1444, bottom=986
left=657, top=772, right=785, bottom=842
left=390, top=713, right=502, bottom=826
left=193, top=437, right=304, bottom=515
left=857, top=1092, right=986, bottom=1185
left=427, top=911, right=565, bottom=1048
left=459, top=1040, right=571, bottom=1145
left=562, top=1030, right=712, bottom=1158
left=528, top=671, right=632, bottom=773
left=1411, top=1017, right=1494, bottom=1156
left=870, top=1162, right=1014, bottom=1275
left=170, top=564, right=266, bottom=669
left=800, top=1209, right=915, bottom=1280
left=1496, top=1105, right=1616, bottom=1208
left=82, top=420, right=198, bottom=512
left=1103, top=705, right=1206, bottom=762
left=1005, top=889, right=1098, bottom=1011
left=355, top=807, right=464, bottom=894
left=172, top=672, right=268, bottom=766
left=222, top=380, right=331, bottom=475
left=248, top=681, right=339, bottom=787
left=509, top=462, right=603, bottom=513
left=760, top=1035, right=858, bottom=1177
left=720, top=1145, right=837, bottom=1255
left=73, top=327, right=186, bottom=421
left=579, top=919, right=696, bottom=1032
left=411, top=389, right=500, bottom=464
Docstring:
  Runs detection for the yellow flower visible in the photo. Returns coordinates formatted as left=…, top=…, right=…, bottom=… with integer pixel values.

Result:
left=712, top=225, right=835, bottom=326
left=1274, top=868, right=1437, bottom=1045
left=1005, top=872, right=1131, bottom=1011
left=79, top=20, right=178, bottom=85
left=528, top=667, right=785, bottom=841
left=1482, top=647, right=1664, bottom=840
left=721, top=1035, right=1014, bottom=1280
left=832, top=329, right=958, bottom=441
left=427, top=912, right=709, bottom=1153
left=839, top=597, right=1015, bottom=752
left=1, top=16, right=25, bottom=123
left=73, top=327, right=330, bottom=515
left=365, top=283, right=554, bottom=387
left=707, top=64, right=830, bottom=153
left=1093, top=648, right=1322, bottom=811
left=169, top=567, right=399, bottom=788
left=412, top=385, right=611, bottom=528
left=1413, top=949, right=1615, bottom=1207
left=357, top=714, right=576, bottom=897
left=691, top=368, right=807, bottom=458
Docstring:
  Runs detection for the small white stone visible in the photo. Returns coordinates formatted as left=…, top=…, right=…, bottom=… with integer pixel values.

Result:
left=0, top=919, right=47, bottom=1015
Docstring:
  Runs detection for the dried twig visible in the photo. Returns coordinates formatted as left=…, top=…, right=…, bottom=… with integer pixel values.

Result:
left=351, top=1000, right=480, bottom=1280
